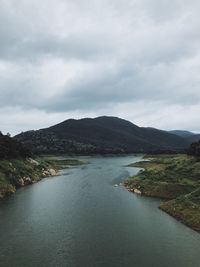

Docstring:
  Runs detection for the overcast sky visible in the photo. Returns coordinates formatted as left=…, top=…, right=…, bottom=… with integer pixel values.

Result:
left=1, top=0, right=200, bottom=135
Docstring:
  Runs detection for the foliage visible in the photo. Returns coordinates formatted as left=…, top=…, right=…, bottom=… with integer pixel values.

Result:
left=15, top=116, right=189, bottom=154
left=0, top=156, right=87, bottom=199
left=0, top=133, right=31, bottom=159
left=127, top=154, right=200, bottom=231
left=0, top=157, right=57, bottom=199
left=187, top=140, right=200, bottom=157
left=129, top=155, right=200, bottom=183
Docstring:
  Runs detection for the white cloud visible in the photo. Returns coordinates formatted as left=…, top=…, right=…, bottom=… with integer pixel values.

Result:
left=0, top=0, right=200, bottom=134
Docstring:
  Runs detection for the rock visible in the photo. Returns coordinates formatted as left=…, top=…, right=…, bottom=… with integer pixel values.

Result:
left=48, top=169, right=57, bottom=176
left=134, top=189, right=142, bottom=195
left=43, top=169, right=57, bottom=177
left=18, top=178, right=25, bottom=186
left=0, top=186, right=16, bottom=199
left=42, top=170, right=49, bottom=176
left=24, top=177, right=32, bottom=185
left=27, top=158, right=40, bottom=166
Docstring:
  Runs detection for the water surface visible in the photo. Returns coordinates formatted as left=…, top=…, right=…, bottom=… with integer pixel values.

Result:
left=0, top=155, right=200, bottom=267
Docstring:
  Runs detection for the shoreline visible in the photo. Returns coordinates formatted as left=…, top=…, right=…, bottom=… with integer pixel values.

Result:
left=125, top=154, right=200, bottom=233
left=0, top=158, right=59, bottom=200
left=0, top=158, right=85, bottom=200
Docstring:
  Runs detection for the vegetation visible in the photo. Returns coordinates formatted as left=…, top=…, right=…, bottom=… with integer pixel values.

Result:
left=187, top=140, right=200, bottom=157
left=0, top=132, right=31, bottom=159
left=15, top=116, right=189, bottom=154
left=186, top=134, right=200, bottom=143
left=0, top=157, right=58, bottom=199
left=0, top=132, right=87, bottom=199
left=160, top=190, right=200, bottom=232
left=0, top=133, right=57, bottom=199
left=0, top=154, right=87, bottom=200
left=126, top=154, right=200, bottom=231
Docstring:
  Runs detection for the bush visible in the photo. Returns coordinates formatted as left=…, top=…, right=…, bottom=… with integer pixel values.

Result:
left=0, top=133, right=32, bottom=159
left=187, top=140, right=200, bottom=157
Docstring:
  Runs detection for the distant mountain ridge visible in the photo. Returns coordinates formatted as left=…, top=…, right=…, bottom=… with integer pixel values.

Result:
left=169, top=130, right=196, bottom=137
left=15, top=116, right=190, bottom=154
left=169, top=130, right=200, bottom=143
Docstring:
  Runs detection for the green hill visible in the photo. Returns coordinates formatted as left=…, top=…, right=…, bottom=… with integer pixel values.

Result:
left=0, top=132, right=31, bottom=159
left=15, top=116, right=189, bottom=154
left=126, top=154, right=200, bottom=231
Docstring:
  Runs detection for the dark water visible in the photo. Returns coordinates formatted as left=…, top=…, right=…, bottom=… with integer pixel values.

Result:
left=0, top=155, right=200, bottom=267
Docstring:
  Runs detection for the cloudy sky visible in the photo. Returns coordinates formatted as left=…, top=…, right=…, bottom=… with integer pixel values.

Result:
left=1, top=0, right=200, bottom=135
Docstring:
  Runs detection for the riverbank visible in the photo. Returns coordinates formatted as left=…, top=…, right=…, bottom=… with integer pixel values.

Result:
left=125, top=154, right=200, bottom=232
left=0, top=157, right=85, bottom=199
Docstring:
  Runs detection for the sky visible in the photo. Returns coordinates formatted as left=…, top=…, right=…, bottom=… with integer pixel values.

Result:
left=1, top=0, right=200, bottom=135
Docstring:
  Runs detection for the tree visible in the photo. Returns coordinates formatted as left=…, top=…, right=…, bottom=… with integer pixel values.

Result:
left=187, top=140, right=200, bottom=157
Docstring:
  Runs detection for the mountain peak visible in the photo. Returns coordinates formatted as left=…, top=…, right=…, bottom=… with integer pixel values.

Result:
left=15, top=116, right=189, bottom=154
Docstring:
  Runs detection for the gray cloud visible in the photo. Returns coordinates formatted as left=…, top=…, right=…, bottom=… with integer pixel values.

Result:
left=0, top=0, right=200, bottom=134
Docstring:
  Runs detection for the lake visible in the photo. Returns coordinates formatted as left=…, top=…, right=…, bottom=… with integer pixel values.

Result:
left=0, top=155, right=200, bottom=267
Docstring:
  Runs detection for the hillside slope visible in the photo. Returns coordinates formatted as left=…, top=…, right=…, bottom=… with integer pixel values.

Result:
left=15, top=116, right=189, bottom=154
left=169, top=130, right=200, bottom=143
left=126, top=154, right=200, bottom=231
left=0, top=132, right=31, bottom=159
left=186, top=134, right=200, bottom=143
left=169, top=130, right=196, bottom=137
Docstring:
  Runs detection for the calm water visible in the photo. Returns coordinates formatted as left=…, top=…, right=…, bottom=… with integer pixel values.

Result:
left=0, top=155, right=200, bottom=267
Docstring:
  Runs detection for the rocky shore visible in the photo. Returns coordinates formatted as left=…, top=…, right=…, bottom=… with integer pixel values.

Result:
left=126, top=154, right=200, bottom=232
left=0, top=157, right=59, bottom=199
left=0, top=157, right=86, bottom=200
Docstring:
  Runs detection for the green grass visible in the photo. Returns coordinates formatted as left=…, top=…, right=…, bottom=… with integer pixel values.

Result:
left=160, top=194, right=200, bottom=231
left=128, top=155, right=200, bottom=184
left=0, top=157, right=87, bottom=199
left=0, top=158, right=57, bottom=199
left=126, top=154, right=200, bottom=231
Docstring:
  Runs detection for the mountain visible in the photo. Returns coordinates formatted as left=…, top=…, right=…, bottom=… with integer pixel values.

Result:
left=186, top=134, right=200, bottom=143
left=15, top=116, right=190, bottom=154
left=169, top=130, right=196, bottom=138
left=0, top=132, right=31, bottom=159
left=169, top=130, right=200, bottom=143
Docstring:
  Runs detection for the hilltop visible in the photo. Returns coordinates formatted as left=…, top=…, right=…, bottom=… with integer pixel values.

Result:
left=15, top=116, right=190, bottom=154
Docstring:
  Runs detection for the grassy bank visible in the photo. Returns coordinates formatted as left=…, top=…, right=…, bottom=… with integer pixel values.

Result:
left=0, top=157, right=85, bottom=199
left=126, top=154, right=200, bottom=231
